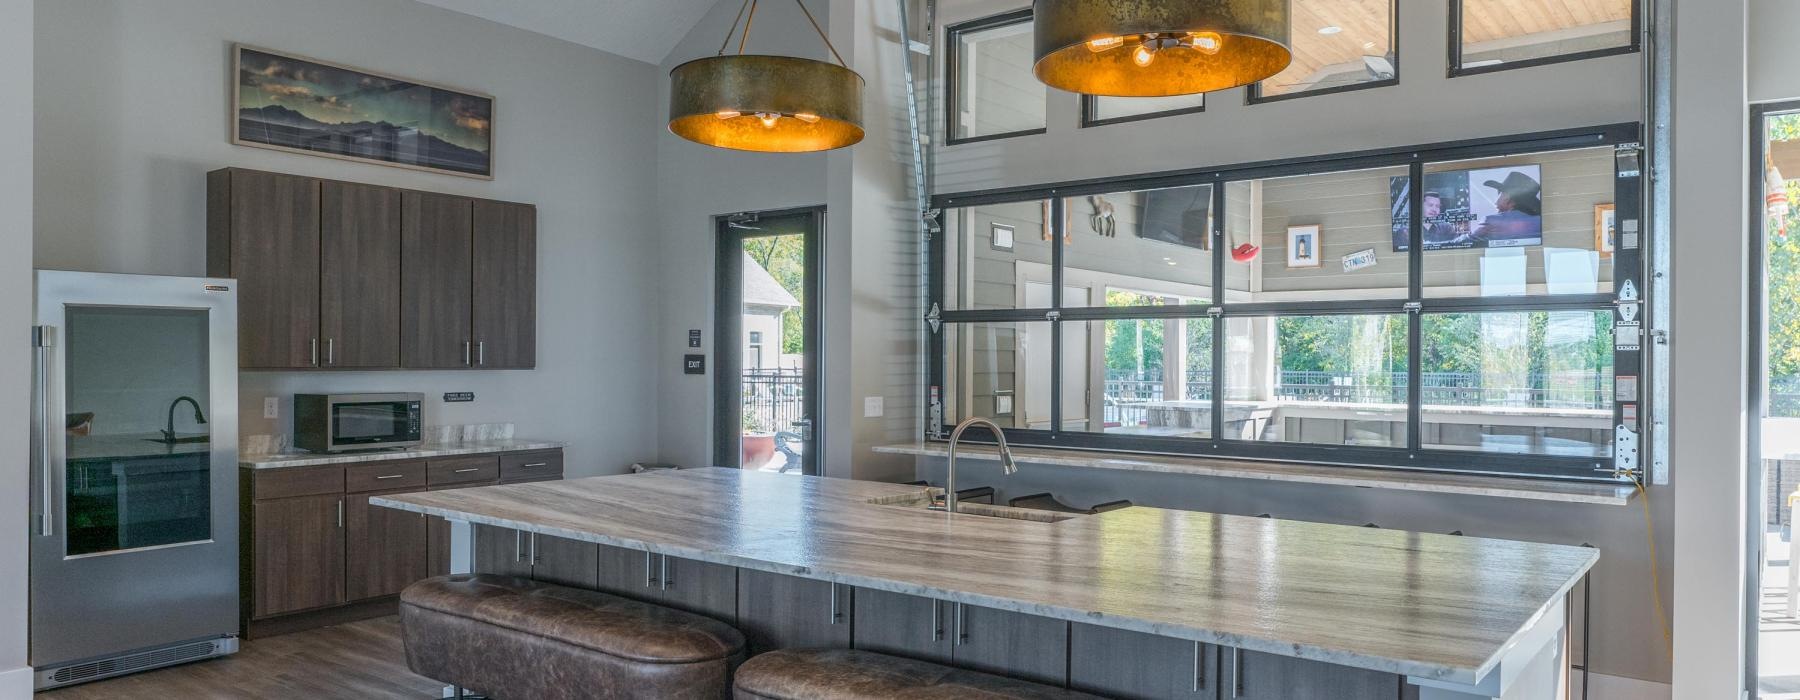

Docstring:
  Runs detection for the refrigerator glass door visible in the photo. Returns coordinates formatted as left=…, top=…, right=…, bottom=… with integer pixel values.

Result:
left=32, top=271, right=239, bottom=669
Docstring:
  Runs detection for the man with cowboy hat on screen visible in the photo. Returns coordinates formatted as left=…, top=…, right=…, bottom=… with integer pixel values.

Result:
left=1467, top=170, right=1543, bottom=246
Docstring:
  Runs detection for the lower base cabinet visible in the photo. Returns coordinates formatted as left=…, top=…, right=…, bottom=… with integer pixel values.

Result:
left=1230, top=649, right=1409, bottom=700
left=344, top=492, right=428, bottom=601
left=737, top=570, right=851, bottom=654
left=1069, top=623, right=1217, bottom=698
left=852, top=587, right=950, bottom=663
left=849, top=587, right=1067, bottom=687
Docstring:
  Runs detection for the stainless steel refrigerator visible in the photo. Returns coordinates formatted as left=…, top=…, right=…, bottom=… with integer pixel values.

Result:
left=30, top=270, right=240, bottom=689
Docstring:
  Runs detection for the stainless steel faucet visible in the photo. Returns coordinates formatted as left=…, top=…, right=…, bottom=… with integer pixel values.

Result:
left=162, top=395, right=208, bottom=443
left=944, top=416, right=1018, bottom=514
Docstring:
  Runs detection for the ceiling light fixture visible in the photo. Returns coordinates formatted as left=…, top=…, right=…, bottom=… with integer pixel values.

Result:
left=668, top=0, right=864, bottom=152
left=1033, top=0, right=1292, bottom=97
left=1318, top=26, right=1342, bottom=35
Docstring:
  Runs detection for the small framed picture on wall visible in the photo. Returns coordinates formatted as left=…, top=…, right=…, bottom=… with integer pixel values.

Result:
left=1287, top=225, right=1322, bottom=268
left=1594, top=204, right=1616, bottom=258
left=991, top=223, right=1015, bottom=251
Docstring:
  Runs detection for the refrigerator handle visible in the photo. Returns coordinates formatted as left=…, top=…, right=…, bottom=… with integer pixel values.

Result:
left=34, top=325, right=54, bottom=537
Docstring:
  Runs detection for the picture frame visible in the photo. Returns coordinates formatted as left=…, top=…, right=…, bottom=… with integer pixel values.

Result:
left=232, top=44, right=495, bottom=179
left=1287, top=225, right=1322, bottom=268
left=1594, top=203, right=1616, bottom=258
left=991, top=223, right=1015, bottom=251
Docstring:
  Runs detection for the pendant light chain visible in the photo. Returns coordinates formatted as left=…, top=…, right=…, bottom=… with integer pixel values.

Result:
left=792, top=0, right=848, bottom=68
left=717, top=0, right=754, bottom=56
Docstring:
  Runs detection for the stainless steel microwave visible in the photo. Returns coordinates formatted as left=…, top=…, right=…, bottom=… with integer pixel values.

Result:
left=294, top=393, right=423, bottom=453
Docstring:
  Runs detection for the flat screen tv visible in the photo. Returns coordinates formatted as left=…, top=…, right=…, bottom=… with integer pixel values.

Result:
left=1138, top=184, right=1213, bottom=251
left=1391, top=164, right=1542, bottom=251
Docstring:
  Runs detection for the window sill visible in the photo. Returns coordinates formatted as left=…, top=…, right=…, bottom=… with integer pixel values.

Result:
left=872, top=443, right=1638, bottom=506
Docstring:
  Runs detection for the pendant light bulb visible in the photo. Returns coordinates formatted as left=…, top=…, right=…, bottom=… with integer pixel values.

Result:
left=1189, top=31, right=1223, bottom=55
left=757, top=112, right=781, bottom=128
left=715, top=110, right=742, bottom=120
left=1086, top=35, right=1124, bottom=52
left=1131, top=43, right=1156, bottom=67
left=793, top=112, right=820, bottom=123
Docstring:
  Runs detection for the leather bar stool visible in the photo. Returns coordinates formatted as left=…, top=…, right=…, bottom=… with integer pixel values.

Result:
left=400, top=574, right=745, bottom=700
left=733, top=649, right=1101, bottom=699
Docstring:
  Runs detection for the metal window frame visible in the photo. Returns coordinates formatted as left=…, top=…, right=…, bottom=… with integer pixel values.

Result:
left=925, top=123, right=1642, bottom=482
left=1079, top=94, right=1208, bottom=129
left=1245, top=0, right=1400, bottom=105
left=1447, top=0, right=1641, bottom=78
left=943, top=8, right=1047, bottom=146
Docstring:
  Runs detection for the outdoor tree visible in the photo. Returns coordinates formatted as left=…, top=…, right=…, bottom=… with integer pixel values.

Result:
left=743, top=235, right=808, bottom=357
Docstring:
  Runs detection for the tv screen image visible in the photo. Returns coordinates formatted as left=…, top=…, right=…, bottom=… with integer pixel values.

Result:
left=1137, top=184, right=1213, bottom=251
left=1391, top=164, right=1542, bottom=251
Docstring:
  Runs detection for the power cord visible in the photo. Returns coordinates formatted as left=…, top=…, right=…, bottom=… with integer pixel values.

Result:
left=1626, top=473, right=1674, bottom=659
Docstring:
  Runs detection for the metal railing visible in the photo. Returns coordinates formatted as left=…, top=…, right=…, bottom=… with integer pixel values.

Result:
left=1100, top=369, right=1610, bottom=426
left=742, top=369, right=805, bottom=434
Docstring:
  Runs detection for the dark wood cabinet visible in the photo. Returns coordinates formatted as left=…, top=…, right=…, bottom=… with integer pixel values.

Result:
left=401, top=191, right=475, bottom=368
left=531, top=535, right=599, bottom=589
left=1069, top=623, right=1216, bottom=698
left=1229, top=649, right=1406, bottom=700
left=736, top=570, right=851, bottom=655
left=250, top=493, right=343, bottom=618
left=208, top=167, right=535, bottom=370
left=472, top=200, right=536, bottom=368
left=344, top=491, right=428, bottom=601
left=950, top=602, right=1069, bottom=687
left=594, top=543, right=654, bottom=598
left=852, top=587, right=950, bottom=663
left=208, top=169, right=320, bottom=369
left=660, top=556, right=737, bottom=620
left=473, top=524, right=533, bottom=579
left=320, top=180, right=401, bottom=368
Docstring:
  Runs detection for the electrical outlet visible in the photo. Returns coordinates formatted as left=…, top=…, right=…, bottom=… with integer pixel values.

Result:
left=863, top=396, right=884, bottom=418
left=263, top=397, right=279, bottom=420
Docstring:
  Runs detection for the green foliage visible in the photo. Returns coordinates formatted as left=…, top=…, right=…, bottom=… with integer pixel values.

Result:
left=1768, top=178, right=1800, bottom=386
left=743, top=235, right=807, bottom=356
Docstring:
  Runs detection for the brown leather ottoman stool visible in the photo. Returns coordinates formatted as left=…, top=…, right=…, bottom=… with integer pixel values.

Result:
left=732, top=649, right=1102, bottom=699
left=400, top=574, right=746, bottom=700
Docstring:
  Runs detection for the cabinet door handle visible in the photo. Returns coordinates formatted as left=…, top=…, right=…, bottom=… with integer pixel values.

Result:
left=828, top=584, right=842, bottom=624
left=1231, top=648, right=1243, bottom=698
left=453, top=468, right=481, bottom=474
left=931, top=599, right=943, bottom=641
left=463, top=341, right=472, bottom=367
left=521, top=462, right=548, bottom=468
left=644, top=551, right=657, bottom=588
left=478, top=341, right=485, bottom=366
left=326, top=338, right=335, bottom=366
left=1193, top=642, right=1203, bottom=692
left=529, top=533, right=538, bottom=565
left=336, top=498, right=343, bottom=528
left=954, top=603, right=967, bottom=645
left=660, top=554, right=672, bottom=591
left=375, top=474, right=407, bottom=480
left=515, top=530, right=524, bottom=562
left=311, top=338, right=319, bottom=367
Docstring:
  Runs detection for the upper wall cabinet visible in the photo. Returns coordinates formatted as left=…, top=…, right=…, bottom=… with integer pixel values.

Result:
left=208, top=167, right=536, bottom=370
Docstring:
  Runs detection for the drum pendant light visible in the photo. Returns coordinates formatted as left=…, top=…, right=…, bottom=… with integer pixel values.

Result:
left=668, top=0, right=865, bottom=152
left=1033, top=0, right=1293, bottom=97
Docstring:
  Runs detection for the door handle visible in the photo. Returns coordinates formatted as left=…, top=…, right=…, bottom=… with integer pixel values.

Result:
left=828, top=583, right=842, bottom=624
left=1231, top=648, right=1243, bottom=698
left=311, top=338, right=319, bottom=367
left=791, top=418, right=814, bottom=442
left=644, top=551, right=657, bottom=588
left=529, top=533, right=538, bottom=565
left=931, top=599, right=943, bottom=641
left=516, top=530, right=524, bottom=562
left=478, top=341, right=485, bottom=367
left=336, top=498, right=344, bottom=529
left=326, top=338, right=335, bottom=366
left=1193, top=641, right=1203, bottom=692
left=34, top=326, right=54, bottom=537
left=954, top=603, right=967, bottom=645
left=453, top=468, right=481, bottom=474
left=375, top=474, right=407, bottom=480
left=463, top=341, right=472, bottom=367
left=659, top=554, right=670, bottom=591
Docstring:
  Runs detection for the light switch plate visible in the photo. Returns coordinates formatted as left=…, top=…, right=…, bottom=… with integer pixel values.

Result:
left=863, top=396, right=884, bottom=418
left=263, top=397, right=279, bottom=419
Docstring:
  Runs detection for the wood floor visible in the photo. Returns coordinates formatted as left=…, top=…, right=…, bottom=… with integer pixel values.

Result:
left=37, top=617, right=443, bottom=699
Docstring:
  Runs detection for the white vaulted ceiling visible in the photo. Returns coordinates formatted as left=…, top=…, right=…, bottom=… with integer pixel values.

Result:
left=411, top=0, right=721, bottom=64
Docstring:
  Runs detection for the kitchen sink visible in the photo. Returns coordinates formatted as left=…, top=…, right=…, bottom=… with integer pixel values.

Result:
left=868, top=490, right=1084, bottom=523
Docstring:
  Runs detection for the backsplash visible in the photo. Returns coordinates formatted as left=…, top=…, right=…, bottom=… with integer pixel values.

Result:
left=243, top=422, right=516, bottom=457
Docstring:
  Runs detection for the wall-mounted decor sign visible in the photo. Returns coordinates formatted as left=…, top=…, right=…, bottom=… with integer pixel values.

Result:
left=1286, top=224, right=1321, bottom=268
left=1594, top=203, right=1616, bottom=258
left=991, top=223, right=1016, bottom=251
left=1341, top=248, right=1377, bottom=272
left=233, top=45, right=494, bottom=179
left=1390, top=164, right=1543, bottom=251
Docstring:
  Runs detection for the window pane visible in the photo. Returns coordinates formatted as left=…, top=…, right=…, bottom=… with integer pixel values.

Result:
left=952, top=17, right=1045, bottom=140
left=1087, top=94, right=1205, bottom=123
left=944, top=201, right=1051, bottom=310
left=943, top=322, right=1051, bottom=430
left=1222, top=314, right=1409, bottom=446
left=1073, top=318, right=1214, bottom=438
left=1227, top=166, right=1411, bottom=303
left=1259, top=0, right=1395, bottom=98
left=1060, top=185, right=1215, bottom=308
left=1458, top=0, right=1633, bottom=69
left=1421, top=311, right=1614, bottom=457
left=1416, top=147, right=1615, bottom=298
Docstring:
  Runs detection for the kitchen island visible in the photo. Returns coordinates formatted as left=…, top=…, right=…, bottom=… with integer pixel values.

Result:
left=373, top=467, right=1595, bottom=699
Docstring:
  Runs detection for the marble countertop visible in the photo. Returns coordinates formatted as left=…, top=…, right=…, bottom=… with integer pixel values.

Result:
left=874, top=443, right=1638, bottom=506
left=241, top=438, right=566, bottom=470
left=373, top=467, right=1598, bottom=685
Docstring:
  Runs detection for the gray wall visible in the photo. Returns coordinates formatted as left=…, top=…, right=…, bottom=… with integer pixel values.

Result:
left=33, top=0, right=666, bottom=477
left=1, top=0, right=30, bottom=691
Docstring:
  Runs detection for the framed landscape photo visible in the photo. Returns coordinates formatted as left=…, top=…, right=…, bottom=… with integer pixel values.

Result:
left=1594, top=203, right=1616, bottom=258
left=233, top=45, right=494, bottom=179
left=1287, top=224, right=1322, bottom=268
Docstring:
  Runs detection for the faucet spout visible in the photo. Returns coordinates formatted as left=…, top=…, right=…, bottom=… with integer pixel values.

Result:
left=164, top=396, right=208, bottom=442
left=944, top=416, right=1018, bottom=514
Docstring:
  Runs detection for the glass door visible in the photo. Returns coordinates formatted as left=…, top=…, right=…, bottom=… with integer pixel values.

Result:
left=1755, top=104, right=1800, bottom=699
left=714, top=208, right=823, bottom=476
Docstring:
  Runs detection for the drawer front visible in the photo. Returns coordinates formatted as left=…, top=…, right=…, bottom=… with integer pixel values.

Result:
left=345, top=460, right=428, bottom=493
left=252, top=465, right=344, bottom=500
left=500, top=449, right=563, bottom=482
left=428, top=455, right=500, bottom=486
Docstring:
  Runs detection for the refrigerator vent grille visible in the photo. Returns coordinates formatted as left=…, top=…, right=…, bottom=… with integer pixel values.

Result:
left=50, top=640, right=222, bottom=684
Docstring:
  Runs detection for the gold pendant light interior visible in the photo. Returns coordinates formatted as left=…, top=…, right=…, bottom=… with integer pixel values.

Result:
left=668, top=0, right=864, bottom=153
left=1033, top=0, right=1293, bottom=97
